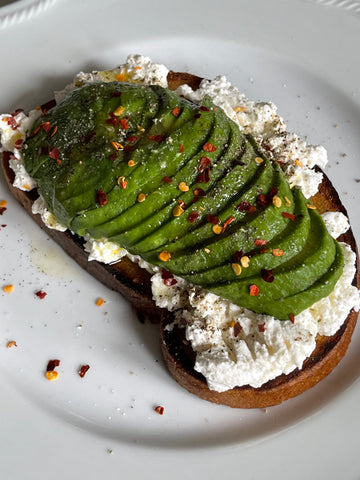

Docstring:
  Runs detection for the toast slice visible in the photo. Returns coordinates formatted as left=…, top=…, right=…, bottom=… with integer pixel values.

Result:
left=1, top=69, right=359, bottom=408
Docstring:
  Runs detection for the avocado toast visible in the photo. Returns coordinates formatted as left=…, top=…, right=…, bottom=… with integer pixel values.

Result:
left=1, top=56, right=359, bottom=407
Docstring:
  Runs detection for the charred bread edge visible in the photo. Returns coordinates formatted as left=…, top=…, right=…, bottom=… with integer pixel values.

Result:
left=1, top=70, right=359, bottom=407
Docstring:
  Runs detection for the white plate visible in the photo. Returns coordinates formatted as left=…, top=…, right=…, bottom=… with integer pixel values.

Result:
left=0, top=0, right=57, bottom=28
left=0, top=0, right=359, bottom=478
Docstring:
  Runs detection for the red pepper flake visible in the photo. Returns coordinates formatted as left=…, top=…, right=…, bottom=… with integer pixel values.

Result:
left=194, top=113, right=201, bottom=119
left=249, top=284, right=259, bottom=296
left=222, top=216, right=235, bottom=233
left=282, top=212, right=296, bottom=221
left=203, top=142, right=217, bottom=152
left=261, top=268, right=274, bottom=283
left=172, top=107, right=181, bottom=117
left=35, top=290, right=47, bottom=299
left=127, top=135, right=138, bottom=143
left=193, top=187, right=206, bottom=203
left=162, top=176, right=173, bottom=183
left=197, top=168, right=210, bottom=183
left=7, top=116, right=19, bottom=130
left=40, top=99, right=56, bottom=114
left=258, top=322, right=266, bottom=332
left=237, top=200, right=257, bottom=214
left=118, top=177, right=128, bottom=189
left=96, top=297, right=105, bottom=307
left=49, top=147, right=61, bottom=164
left=14, top=139, right=24, bottom=149
left=193, top=188, right=206, bottom=197
left=269, top=187, right=278, bottom=199
left=233, top=250, right=245, bottom=262
left=108, top=153, right=117, bottom=162
left=106, top=113, right=117, bottom=126
left=254, top=238, right=266, bottom=247
left=149, top=134, right=165, bottom=142
left=199, top=106, right=210, bottom=112
left=41, top=121, right=52, bottom=133
left=178, top=199, right=186, bottom=209
left=96, top=190, right=107, bottom=206
left=237, top=201, right=249, bottom=212
left=78, top=364, right=90, bottom=378
left=257, top=193, right=269, bottom=208
left=46, top=371, right=59, bottom=381
left=161, top=269, right=177, bottom=286
left=155, top=405, right=165, bottom=415
left=112, top=141, right=123, bottom=150
left=1, top=206, right=8, bottom=216
left=188, top=211, right=200, bottom=223
left=50, top=125, right=58, bottom=137
left=289, top=313, right=295, bottom=323
left=46, top=359, right=60, bottom=372
left=206, top=214, right=220, bottom=225
left=119, top=118, right=130, bottom=130
left=199, top=156, right=211, bottom=172
left=110, top=91, right=122, bottom=98
left=179, top=144, right=185, bottom=153
left=233, top=321, right=243, bottom=337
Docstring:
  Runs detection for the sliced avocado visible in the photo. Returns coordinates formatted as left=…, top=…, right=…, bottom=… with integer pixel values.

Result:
left=144, top=161, right=294, bottom=275
left=184, top=186, right=310, bottom=285
left=258, top=241, right=344, bottom=319
left=73, top=103, right=216, bottom=237
left=142, top=151, right=277, bottom=255
left=88, top=106, right=229, bottom=239
left=108, top=119, right=246, bottom=248
left=208, top=208, right=336, bottom=313
left=23, top=80, right=345, bottom=320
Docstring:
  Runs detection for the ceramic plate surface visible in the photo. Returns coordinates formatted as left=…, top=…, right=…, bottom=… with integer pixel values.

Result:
left=0, top=0, right=359, bottom=478
left=0, top=0, right=57, bottom=28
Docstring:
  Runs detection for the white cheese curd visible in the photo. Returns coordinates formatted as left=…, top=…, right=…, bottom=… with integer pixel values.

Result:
left=84, top=235, right=161, bottom=274
left=8, top=155, right=37, bottom=191
left=1, top=54, right=359, bottom=392
left=96, top=53, right=169, bottom=88
left=117, top=54, right=169, bottom=87
left=321, top=211, right=350, bottom=239
left=0, top=109, right=41, bottom=191
left=32, top=195, right=67, bottom=231
left=84, top=234, right=128, bottom=264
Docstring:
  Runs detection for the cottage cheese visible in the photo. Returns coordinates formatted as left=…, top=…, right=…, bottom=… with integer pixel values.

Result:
left=1, top=54, right=359, bottom=392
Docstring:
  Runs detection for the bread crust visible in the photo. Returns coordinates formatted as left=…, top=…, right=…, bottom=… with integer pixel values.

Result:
left=2, top=71, right=359, bottom=408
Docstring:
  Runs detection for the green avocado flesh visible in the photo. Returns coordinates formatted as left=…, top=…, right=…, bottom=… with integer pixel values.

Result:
left=23, top=81, right=344, bottom=320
